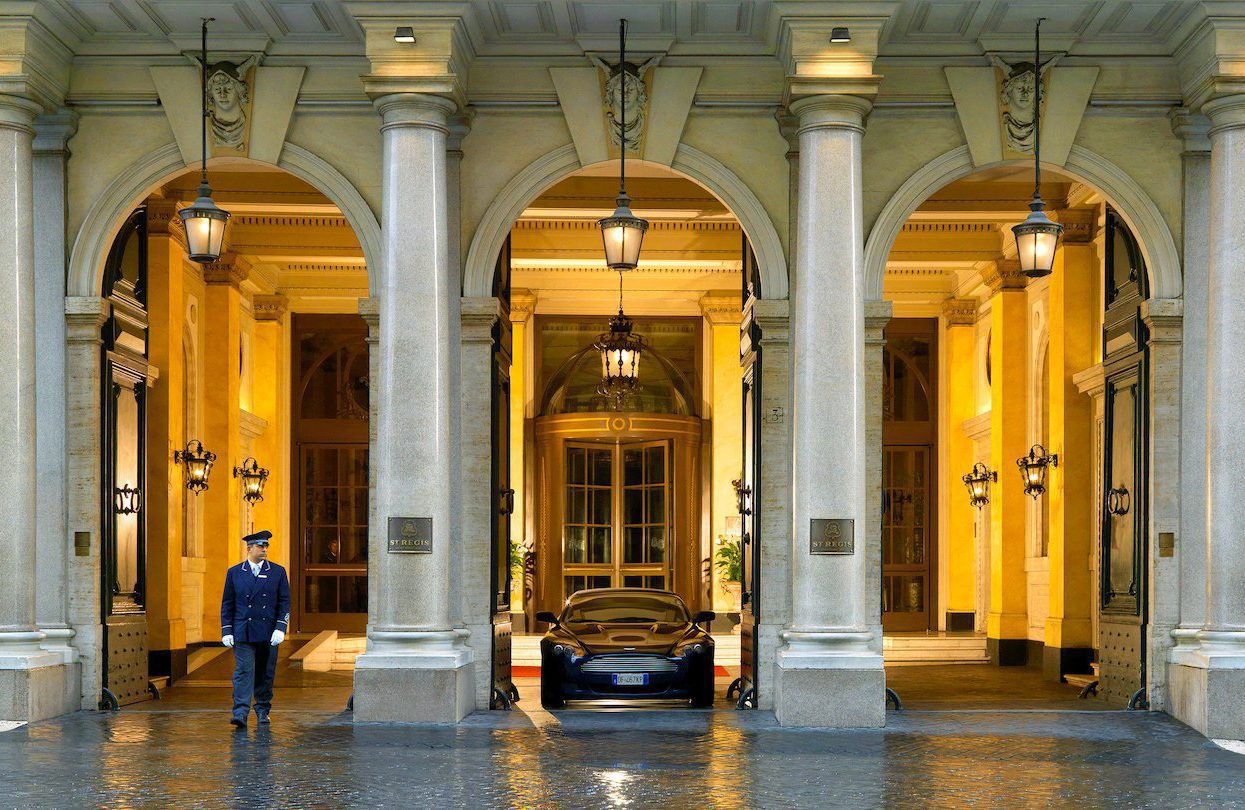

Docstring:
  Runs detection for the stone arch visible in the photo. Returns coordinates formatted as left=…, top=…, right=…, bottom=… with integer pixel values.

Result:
left=862, top=145, right=1182, bottom=301
left=461, top=143, right=789, bottom=299
left=68, top=142, right=382, bottom=297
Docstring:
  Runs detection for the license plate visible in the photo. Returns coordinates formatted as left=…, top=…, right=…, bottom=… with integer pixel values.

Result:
left=612, top=673, right=648, bottom=686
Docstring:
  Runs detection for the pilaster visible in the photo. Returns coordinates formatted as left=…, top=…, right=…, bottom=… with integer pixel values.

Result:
left=942, top=298, right=978, bottom=627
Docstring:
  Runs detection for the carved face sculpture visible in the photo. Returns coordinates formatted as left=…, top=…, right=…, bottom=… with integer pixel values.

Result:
left=206, top=63, right=250, bottom=150
left=1002, top=68, right=1035, bottom=120
left=604, top=66, right=647, bottom=151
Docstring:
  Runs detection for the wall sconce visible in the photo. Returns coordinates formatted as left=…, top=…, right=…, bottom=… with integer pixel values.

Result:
left=830, top=27, right=851, bottom=43
left=114, top=483, right=142, bottom=515
left=962, top=462, right=998, bottom=509
left=1018, top=444, right=1058, bottom=498
left=174, top=440, right=216, bottom=494
left=233, top=457, right=270, bottom=506
left=394, top=26, right=415, bottom=43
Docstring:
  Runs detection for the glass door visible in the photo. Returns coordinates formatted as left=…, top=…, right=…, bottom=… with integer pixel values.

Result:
left=562, top=441, right=670, bottom=598
left=299, top=444, right=368, bottom=632
left=882, top=447, right=931, bottom=631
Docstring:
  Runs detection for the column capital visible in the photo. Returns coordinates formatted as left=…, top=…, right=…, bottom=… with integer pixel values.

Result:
left=144, top=196, right=185, bottom=244
left=983, top=260, right=1028, bottom=294
left=252, top=294, right=289, bottom=323
left=750, top=298, right=790, bottom=345
left=65, top=296, right=109, bottom=340
left=1170, top=107, right=1211, bottom=153
left=788, top=94, right=873, bottom=135
left=864, top=299, right=892, bottom=342
left=32, top=108, right=77, bottom=154
left=374, top=93, right=458, bottom=133
left=202, top=258, right=248, bottom=289
left=699, top=291, right=742, bottom=326
left=510, top=289, right=536, bottom=324
left=358, top=296, right=380, bottom=341
left=1202, top=94, right=1245, bottom=137
left=1057, top=208, right=1097, bottom=245
left=1142, top=297, right=1184, bottom=344
left=0, top=93, right=41, bottom=134
left=460, top=295, right=500, bottom=343
left=447, top=110, right=474, bottom=153
left=942, top=297, right=978, bottom=326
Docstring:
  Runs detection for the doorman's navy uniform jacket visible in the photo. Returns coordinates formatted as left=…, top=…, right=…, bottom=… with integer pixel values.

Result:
left=221, top=560, right=291, bottom=644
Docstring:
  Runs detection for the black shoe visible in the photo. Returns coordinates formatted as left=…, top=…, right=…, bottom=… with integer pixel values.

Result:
left=256, top=711, right=270, bottom=724
left=230, top=715, right=247, bottom=729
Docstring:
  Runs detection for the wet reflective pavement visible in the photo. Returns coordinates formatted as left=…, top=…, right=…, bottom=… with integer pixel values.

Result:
left=3, top=690, right=1244, bottom=809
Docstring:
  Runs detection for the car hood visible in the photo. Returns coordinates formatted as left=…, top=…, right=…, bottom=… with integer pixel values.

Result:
left=560, top=621, right=703, bottom=655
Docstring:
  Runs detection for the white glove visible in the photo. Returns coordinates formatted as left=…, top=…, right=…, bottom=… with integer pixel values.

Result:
left=270, top=629, right=285, bottom=646
left=222, top=634, right=234, bottom=648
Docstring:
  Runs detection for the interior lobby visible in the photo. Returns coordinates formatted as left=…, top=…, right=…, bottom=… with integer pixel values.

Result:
left=2, top=0, right=1244, bottom=754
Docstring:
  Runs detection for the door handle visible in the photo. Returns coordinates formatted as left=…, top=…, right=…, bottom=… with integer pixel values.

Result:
left=1107, top=485, right=1130, bottom=517
left=733, top=478, right=752, bottom=516
left=498, top=488, right=515, bottom=516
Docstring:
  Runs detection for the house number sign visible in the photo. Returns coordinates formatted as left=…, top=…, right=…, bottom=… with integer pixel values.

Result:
left=810, top=518, right=854, bottom=555
left=388, top=517, right=433, bottom=553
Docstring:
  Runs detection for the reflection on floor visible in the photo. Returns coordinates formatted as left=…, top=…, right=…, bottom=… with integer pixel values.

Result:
left=884, top=663, right=1111, bottom=711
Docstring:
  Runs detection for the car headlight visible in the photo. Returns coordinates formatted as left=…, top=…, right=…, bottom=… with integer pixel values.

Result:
left=552, top=642, right=585, bottom=658
left=676, top=640, right=707, bottom=657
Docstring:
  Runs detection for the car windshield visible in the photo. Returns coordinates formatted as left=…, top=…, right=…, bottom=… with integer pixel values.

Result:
left=563, top=592, right=689, bottom=624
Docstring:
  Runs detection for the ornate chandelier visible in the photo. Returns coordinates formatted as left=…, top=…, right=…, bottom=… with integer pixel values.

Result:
left=596, top=270, right=644, bottom=410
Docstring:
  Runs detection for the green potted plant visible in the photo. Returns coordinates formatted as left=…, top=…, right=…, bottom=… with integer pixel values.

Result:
left=714, top=535, right=743, bottom=612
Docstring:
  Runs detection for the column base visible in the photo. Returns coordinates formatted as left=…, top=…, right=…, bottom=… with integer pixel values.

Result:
left=1042, top=644, right=1094, bottom=681
left=1169, top=631, right=1245, bottom=739
left=774, top=631, right=885, bottom=728
left=352, top=630, right=476, bottom=723
left=987, top=637, right=1029, bottom=666
left=0, top=634, right=80, bottom=722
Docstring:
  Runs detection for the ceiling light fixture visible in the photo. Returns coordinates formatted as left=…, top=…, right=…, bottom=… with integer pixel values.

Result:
left=597, top=18, right=649, bottom=272
left=177, top=17, right=231, bottom=264
left=1011, top=18, right=1063, bottom=278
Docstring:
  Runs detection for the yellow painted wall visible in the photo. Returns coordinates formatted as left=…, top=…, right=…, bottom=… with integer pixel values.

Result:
left=988, top=286, right=1030, bottom=642
left=249, top=314, right=290, bottom=571
left=944, top=320, right=978, bottom=615
left=144, top=227, right=186, bottom=655
left=508, top=314, right=528, bottom=609
left=709, top=315, right=743, bottom=612
left=1045, top=244, right=1097, bottom=652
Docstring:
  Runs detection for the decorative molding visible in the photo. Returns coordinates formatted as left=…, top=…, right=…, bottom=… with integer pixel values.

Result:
left=239, top=409, right=268, bottom=442
left=982, top=260, right=1027, bottom=293
left=698, top=291, right=741, bottom=325
left=513, top=218, right=741, bottom=233
left=962, top=411, right=992, bottom=442
left=510, top=289, right=537, bottom=323
left=1073, top=363, right=1106, bottom=398
left=1058, top=208, right=1096, bottom=244
left=460, top=296, right=501, bottom=342
left=942, top=297, right=978, bottom=325
left=252, top=294, right=288, bottom=322
left=202, top=259, right=249, bottom=289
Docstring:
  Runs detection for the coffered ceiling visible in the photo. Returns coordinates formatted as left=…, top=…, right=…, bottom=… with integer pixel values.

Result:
left=43, top=1, right=1210, bottom=60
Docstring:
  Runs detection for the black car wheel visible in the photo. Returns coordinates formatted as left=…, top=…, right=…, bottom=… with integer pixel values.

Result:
left=541, top=655, right=565, bottom=709
left=689, top=652, right=715, bottom=708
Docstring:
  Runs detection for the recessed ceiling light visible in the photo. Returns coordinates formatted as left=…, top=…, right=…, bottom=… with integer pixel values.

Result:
left=830, top=27, right=851, bottom=43
left=394, top=26, right=415, bottom=44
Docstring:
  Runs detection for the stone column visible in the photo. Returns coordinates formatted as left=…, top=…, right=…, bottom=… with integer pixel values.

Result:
left=1170, top=110, right=1210, bottom=655
left=65, top=297, right=108, bottom=710
left=33, top=111, right=77, bottom=673
left=353, top=93, right=474, bottom=723
left=985, top=261, right=1030, bottom=665
left=701, top=291, right=743, bottom=614
left=753, top=298, right=791, bottom=712
left=459, top=295, right=499, bottom=711
left=249, top=294, right=289, bottom=571
left=1171, top=94, right=1245, bottom=739
left=776, top=95, right=883, bottom=728
left=0, top=94, right=67, bottom=721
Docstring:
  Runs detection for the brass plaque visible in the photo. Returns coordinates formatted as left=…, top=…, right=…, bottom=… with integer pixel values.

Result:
left=810, top=519, right=854, bottom=555
left=1158, top=531, right=1176, bottom=558
left=74, top=531, right=91, bottom=557
left=388, top=517, right=432, bottom=553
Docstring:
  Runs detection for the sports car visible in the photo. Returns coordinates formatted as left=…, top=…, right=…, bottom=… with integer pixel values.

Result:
left=537, top=588, right=716, bottom=708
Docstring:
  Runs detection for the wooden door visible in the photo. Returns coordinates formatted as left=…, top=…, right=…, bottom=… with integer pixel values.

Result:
left=490, top=239, right=515, bottom=706
left=881, top=320, right=938, bottom=632
left=737, top=296, right=761, bottom=705
left=1098, top=209, right=1149, bottom=706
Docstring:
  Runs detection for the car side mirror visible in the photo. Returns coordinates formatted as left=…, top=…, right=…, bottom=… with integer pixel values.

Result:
left=536, top=611, right=559, bottom=627
left=694, top=610, right=715, bottom=627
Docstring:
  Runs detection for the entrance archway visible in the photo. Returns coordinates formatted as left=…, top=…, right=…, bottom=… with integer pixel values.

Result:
left=467, top=156, right=778, bottom=713
left=66, top=151, right=377, bottom=711
left=866, top=153, right=1181, bottom=711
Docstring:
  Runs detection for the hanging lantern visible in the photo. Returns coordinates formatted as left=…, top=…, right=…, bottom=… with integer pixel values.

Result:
left=597, top=19, right=649, bottom=272
left=233, top=457, right=270, bottom=506
left=596, top=309, right=644, bottom=409
left=174, top=439, right=217, bottom=494
left=1010, top=18, right=1062, bottom=278
left=114, top=483, right=143, bottom=516
left=962, top=463, right=998, bottom=509
left=1017, top=444, right=1058, bottom=499
left=177, top=17, right=230, bottom=263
